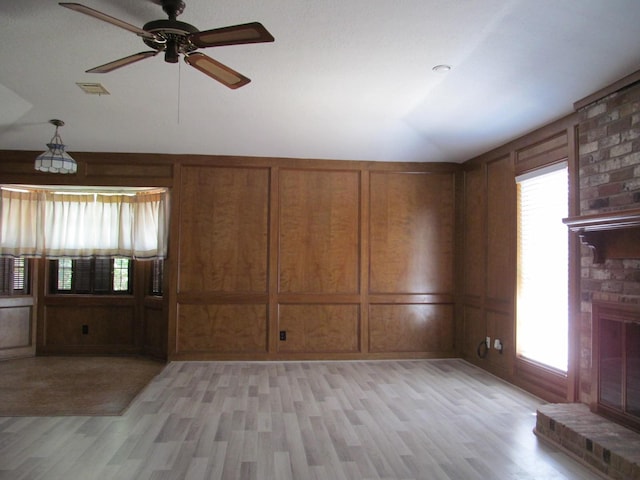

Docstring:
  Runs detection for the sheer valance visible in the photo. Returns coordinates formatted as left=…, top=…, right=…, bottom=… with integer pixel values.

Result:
left=0, top=186, right=169, bottom=259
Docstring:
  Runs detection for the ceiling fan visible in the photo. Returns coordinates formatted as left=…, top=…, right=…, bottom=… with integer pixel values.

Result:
left=59, top=0, right=274, bottom=89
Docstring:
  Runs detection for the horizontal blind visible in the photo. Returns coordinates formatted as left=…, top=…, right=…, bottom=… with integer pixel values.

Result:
left=516, top=163, right=568, bottom=372
left=12, top=258, right=26, bottom=292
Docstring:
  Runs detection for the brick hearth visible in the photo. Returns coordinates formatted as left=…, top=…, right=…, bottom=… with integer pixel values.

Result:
left=536, top=403, right=640, bottom=479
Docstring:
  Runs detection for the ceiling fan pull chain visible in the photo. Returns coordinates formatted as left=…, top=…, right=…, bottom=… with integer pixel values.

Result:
left=177, top=59, right=182, bottom=125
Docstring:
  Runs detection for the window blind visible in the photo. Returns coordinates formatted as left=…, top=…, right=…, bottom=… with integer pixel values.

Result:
left=516, top=163, right=568, bottom=372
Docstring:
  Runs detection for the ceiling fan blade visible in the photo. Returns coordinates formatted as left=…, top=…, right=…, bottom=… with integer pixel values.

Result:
left=59, top=3, right=157, bottom=40
left=189, top=22, right=274, bottom=49
left=86, top=51, right=159, bottom=73
left=184, top=52, right=250, bottom=89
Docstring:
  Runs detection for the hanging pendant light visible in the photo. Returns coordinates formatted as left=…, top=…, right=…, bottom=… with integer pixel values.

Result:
left=34, top=119, right=77, bottom=174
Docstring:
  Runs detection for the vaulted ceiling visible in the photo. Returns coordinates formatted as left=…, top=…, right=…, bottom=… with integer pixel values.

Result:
left=1, top=0, right=639, bottom=163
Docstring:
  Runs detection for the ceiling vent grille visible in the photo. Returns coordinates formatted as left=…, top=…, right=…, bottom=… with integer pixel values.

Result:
left=76, top=82, right=110, bottom=95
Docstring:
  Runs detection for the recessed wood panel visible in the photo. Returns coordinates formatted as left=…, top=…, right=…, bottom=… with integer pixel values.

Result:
left=86, top=162, right=173, bottom=178
left=278, top=169, right=360, bottom=294
left=369, top=304, right=454, bottom=353
left=463, top=168, right=485, bottom=298
left=177, top=304, right=267, bottom=353
left=486, top=156, right=515, bottom=302
left=487, top=310, right=514, bottom=371
left=277, top=304, right=359, bottom=353
left=369, top=172, right=455, bottom=294
left=143, top=302, right=166, bottom=357
left=462, top=305, right=485, bottom=360
left=179, top=166, right=269, bottom=293
left=515, top=133, right=568, bottom=175
left=44, top=306, right=135, bottom=346
left=0, top=306, right=31, bottom=349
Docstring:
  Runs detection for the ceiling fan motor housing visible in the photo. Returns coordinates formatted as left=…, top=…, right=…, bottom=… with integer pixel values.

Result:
left=142, top=19, right=199, bottom=63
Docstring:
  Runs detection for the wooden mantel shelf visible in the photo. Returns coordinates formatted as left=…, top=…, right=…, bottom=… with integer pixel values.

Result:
left=563, top=208, right=640, bottom=264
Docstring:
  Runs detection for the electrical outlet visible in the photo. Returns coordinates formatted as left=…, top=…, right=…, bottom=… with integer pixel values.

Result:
left=279, top=331, right=286, bottom=341
left=82, top=324, right=89, bottom=335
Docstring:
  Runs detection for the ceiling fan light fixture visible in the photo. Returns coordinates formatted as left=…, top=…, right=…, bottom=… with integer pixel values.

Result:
left=34, top=119, right=77, bottom=174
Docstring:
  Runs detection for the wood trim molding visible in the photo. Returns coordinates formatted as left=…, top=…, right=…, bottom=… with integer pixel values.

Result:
left=564, top=208, right=640, bottom=231
left=574, top=69, right=640, bottom=111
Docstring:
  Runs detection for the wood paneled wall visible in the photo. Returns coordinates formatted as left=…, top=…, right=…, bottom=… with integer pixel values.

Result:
left=459, top=115, right=578, bottom=402
left=1, top=117, right=582, bottom=381
left=0, top=150, right=460, bottom=361
left=171, top=160, right=458, bottom=360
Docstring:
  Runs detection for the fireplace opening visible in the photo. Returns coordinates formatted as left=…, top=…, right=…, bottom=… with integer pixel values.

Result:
left=593, top=301, right=640, bottom=432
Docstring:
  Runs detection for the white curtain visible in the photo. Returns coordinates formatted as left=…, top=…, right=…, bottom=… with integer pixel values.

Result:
left=0, top=187, right=169, bottom=259
left=0, top=189, right=42, bottom=257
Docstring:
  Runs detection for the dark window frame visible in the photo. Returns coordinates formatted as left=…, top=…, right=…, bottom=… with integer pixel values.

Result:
left=0, top=257, right=30, bottom=296
left=150, top=258, right=164, bottom=297
left=49, top=258, right=133, bottom=295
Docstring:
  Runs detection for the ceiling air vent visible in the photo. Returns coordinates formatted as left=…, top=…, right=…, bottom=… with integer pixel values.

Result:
left=75, top=82, right=110, bottom=95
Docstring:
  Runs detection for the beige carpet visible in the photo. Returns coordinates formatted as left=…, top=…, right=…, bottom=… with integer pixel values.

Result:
left=0, top=356, right=165, bottom=416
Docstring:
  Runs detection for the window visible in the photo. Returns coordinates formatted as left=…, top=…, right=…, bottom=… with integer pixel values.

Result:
left=0, top=257, right=29, bottom=295
left=516, top=163, right=568, bottom=372
left=50, top=258, right=133, bottom=294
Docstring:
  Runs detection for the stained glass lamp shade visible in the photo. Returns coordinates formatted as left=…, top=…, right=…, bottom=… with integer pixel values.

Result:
left=34, top=119, right=77, bottom=174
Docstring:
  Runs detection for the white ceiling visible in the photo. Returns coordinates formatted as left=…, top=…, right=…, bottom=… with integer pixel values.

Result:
left=1, top=0, right=639, bottom=163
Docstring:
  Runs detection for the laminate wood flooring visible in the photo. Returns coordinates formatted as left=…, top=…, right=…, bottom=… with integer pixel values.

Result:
left=0, top=359, right=602, bottom=480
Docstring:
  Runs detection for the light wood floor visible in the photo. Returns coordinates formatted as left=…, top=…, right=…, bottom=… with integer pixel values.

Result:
left=0, top=359, right=602, bottom=480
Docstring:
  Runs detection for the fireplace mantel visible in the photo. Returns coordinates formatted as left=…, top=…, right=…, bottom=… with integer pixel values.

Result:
left=563, top=208, right=640, bottom=264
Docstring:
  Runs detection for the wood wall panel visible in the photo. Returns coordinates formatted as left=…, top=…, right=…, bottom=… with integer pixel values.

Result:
left=278, top=169, right=360, bottom=294
left=463, top=168, right=485, bottom=298
left=44, top=305, right=135, bottom=346
left=515, top=132, right=569, bottom=175
left=143, top=300, right=166, bottom=358
left=86, top=162, right=173, bottom=178
left=177, top=304, right=267, bottom=353
left=277, top=304, right=359, bottom=353
left=0, top=150, right=175, bottom=186
left=486, top=156, right=515, bottom=303
left=369, top=304, right=454, bottom=353
left=486, top=310, right=514, bottom=371
left=179, top=166, right=269, bottom=293
left=0, top=306, right=31, bottom=349
left=462, top=305, right=485, bottom=360
left=369, top=172, right=455, bottom=294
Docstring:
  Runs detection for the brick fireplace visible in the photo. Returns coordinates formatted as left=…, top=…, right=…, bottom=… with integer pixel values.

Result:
left=575, top=74, right=640, bottom=410
left=534, top=73, right=640, bottom=479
